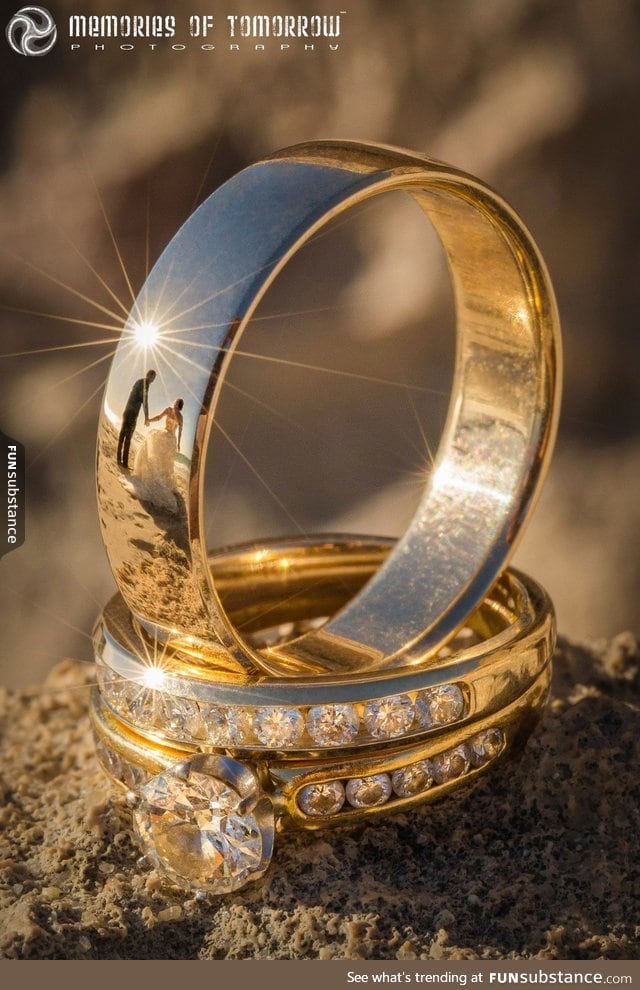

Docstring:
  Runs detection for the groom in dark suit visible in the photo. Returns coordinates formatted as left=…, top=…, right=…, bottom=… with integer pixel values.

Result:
left=117, top=369, right=156, bottom=469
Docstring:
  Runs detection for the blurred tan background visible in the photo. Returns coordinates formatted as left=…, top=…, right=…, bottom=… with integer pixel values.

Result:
left=1, top=0, right=639, bottom=687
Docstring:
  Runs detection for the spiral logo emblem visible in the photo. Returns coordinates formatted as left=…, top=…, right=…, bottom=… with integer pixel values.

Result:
left=6, top=6, right=57, bottom=56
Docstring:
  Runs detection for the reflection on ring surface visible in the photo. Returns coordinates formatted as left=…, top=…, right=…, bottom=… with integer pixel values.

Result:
left=97, top=141, right=560, bottom=679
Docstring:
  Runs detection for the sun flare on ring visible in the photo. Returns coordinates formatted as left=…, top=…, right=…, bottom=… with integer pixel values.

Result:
left=141, top=666, right=167, bottom=690
left=133, top=320, right=159, bottom=349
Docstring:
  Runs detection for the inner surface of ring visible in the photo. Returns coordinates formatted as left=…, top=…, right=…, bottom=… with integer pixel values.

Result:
left=93, top=547, right=552, bottom=758
left=97, top=142, right=558, bottom=677
left=95, top=539, right=540, bottom=701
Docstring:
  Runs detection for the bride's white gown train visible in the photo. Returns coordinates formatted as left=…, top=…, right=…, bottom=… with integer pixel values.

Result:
left=125, top=415, right=180, bottom=513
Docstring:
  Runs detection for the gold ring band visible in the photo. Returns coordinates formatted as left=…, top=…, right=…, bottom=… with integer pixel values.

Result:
left=91, top=669, right=550, bottom=830
left=90, top=664, right=550, bottom=893
left=94, top=537, right=554, bottom=756
left=90, top=143, right=561, bottom=897
left=90, top=539, right=554, bottom=894
left=97, top=140, right=561, bottom=678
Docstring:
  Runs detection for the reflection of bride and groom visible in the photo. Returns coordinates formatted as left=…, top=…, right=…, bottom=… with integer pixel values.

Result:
left=117, top=369, right=184, bottom=514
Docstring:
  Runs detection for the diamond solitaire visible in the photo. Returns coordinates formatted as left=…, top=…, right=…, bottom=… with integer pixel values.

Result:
left=132, top=754, right=274, bottom=893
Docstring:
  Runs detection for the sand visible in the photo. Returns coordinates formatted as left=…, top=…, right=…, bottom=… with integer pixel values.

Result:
left=0, top=632, right=638, bottom=960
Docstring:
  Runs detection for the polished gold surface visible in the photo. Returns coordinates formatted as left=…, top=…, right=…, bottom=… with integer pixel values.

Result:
left=91, top=538, right=554, bottom=891
left=94, top=538, right=554, bottom=757
left=97, top=141, right=561, bottom=677
left=95, top=538, right=555, bottom=736
left=91, top=665, right=550, bottom=830
left=95, top=534, right=526, bottom=680
left=211, top=536, right=393, bottom=637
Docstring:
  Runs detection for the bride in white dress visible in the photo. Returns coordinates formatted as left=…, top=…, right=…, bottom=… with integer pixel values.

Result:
left=126, top=398, right=184, bottom=513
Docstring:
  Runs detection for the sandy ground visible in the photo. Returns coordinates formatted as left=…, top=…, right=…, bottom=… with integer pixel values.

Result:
left=0, top=632, right=638, bottom=961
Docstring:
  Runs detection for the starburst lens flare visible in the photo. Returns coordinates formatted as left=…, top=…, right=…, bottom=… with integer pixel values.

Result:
left=142, top=666, right=166, bottom=690
left=133, top=320, right=159, bottom=349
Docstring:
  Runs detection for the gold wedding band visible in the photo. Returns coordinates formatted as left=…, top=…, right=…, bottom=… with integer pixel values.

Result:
left=94, top=537, right=553, bottom=757
left=97, top=140, right=560, bottom=677
left=91, top=670, right=549, bottom=832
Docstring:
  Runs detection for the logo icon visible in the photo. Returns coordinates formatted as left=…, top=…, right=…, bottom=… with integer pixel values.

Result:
left=6, top=5, right=57, bottom=56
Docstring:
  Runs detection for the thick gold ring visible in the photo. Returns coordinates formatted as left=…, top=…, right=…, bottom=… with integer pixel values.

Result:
left=94, top=536, right=554, bottom=756
left=97, top=141, right=561, bottom=677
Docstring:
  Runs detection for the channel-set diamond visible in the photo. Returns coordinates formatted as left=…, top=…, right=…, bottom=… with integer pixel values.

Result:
left=431, top=743, right=471, bottom=784
left=363, top=695, right=414, bottom=738
left=97, top=667, right=131, bottom=710
left=126, top=688, right=155, bottom=728
left=95, top=739, right=149, bottom=788
left=469, top=728, right=503, bottom=766
left=199, top=703, right=252, bottom=746
left=120, top=759, right=149, bottom=790
left=346, top=773, right=392, bottom=808
left=306, top=704, right=359, bottom=746
left=153, top=695, right=204, bottom=741
left=99, top=662, right=478, bottom=753
left=391, top=759, right=434, bottom=798
left=297, top=781, right=346, bottom=817
left=253, top=706, right=304, bottom=747
left=415, top=684, right=465, bottom=728
left=94, top=738, right=122, bottom=779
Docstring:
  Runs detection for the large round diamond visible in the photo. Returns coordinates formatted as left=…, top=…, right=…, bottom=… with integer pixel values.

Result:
left=133, top=755, right=273, bottom=893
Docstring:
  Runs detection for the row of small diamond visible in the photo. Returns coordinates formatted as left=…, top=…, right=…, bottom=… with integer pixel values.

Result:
left=98, top=666, right=468, bottom=750
left=296, top=728, right=504, bottom=817
left=93, top=728, right=504, bottom=824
